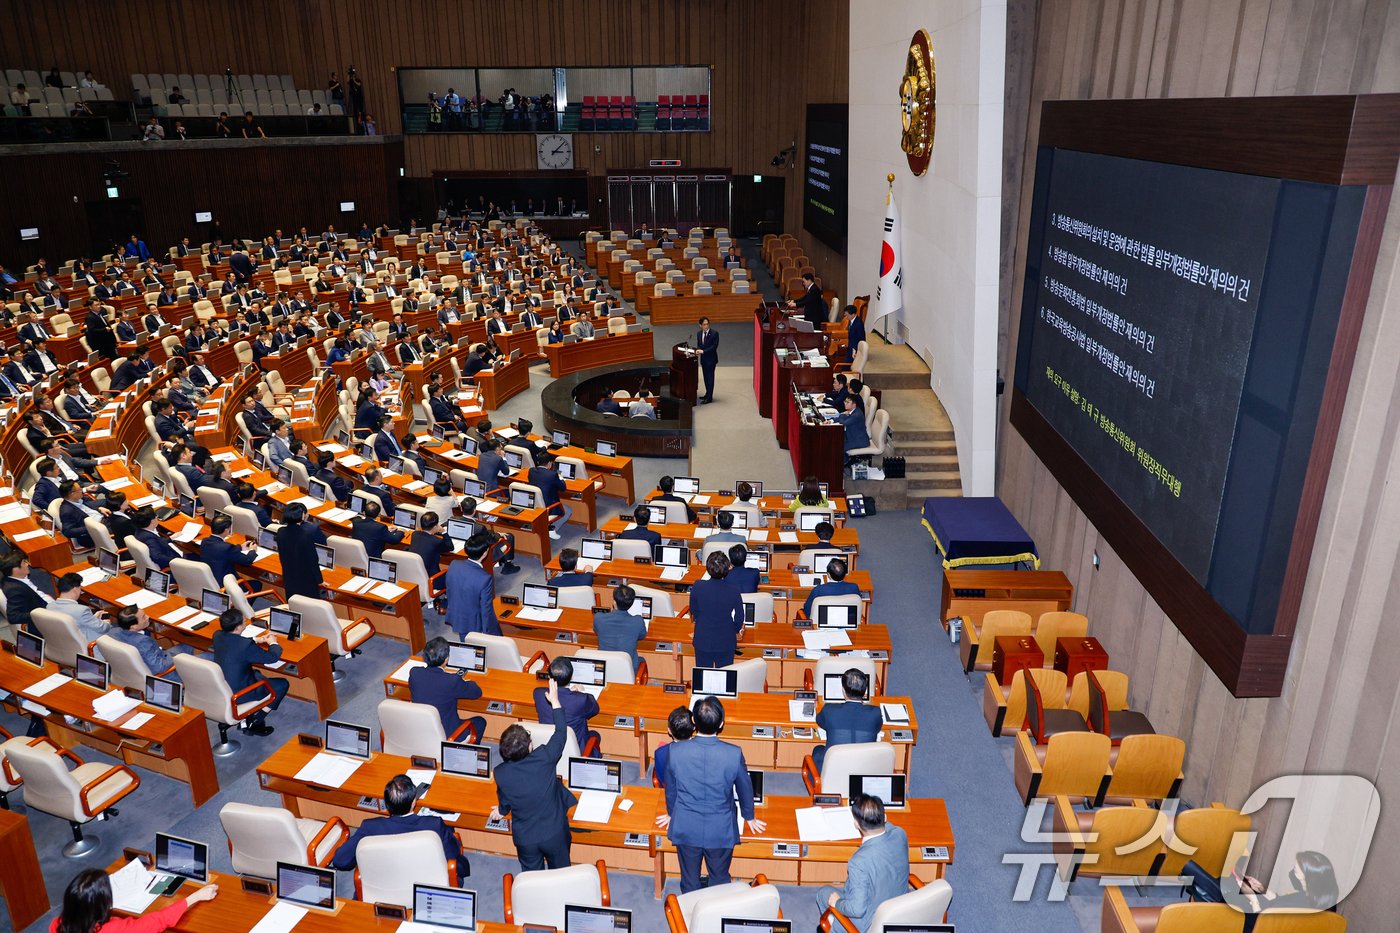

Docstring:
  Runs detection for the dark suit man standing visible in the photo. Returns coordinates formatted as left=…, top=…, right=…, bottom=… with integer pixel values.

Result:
left=815, top=796, right=910, bottom=933
left=787, top=272, right=827, bottom=328
left=276, top=503, right=327, bottom=600
left=533, top=657, right=601, bottom=755
left=333, top=775, right=468, bottom=878
left=812, top=667, right=884, bottom=770
left=444, top=532, right=501, bottom=637
left=660, top=697, right=765, bottom=893
left=696, top=316, right=719, bottom=404
left=408, top=637, right=485, bottom=741
left=212, top=608, right=287, bottom=736
left=492, top=678, right=575, bottom=871
left=843, top=305, right=866, bottom=362
left=351, top=501, right=403, bottom=559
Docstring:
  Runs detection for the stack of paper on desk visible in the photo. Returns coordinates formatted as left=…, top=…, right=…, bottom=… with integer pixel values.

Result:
left=659, top=566, right=686, bottom=581
left=118, top=589, right=166, bottom=609
left=573, top=790, right=618, bottom=823
left=294, top=751, right=363, bottom=787
left=92, top=689, right=142, bottom=722
left=27, top=672, right=72, bottom=696
left=801, top=630, right=852, bottom=650
left=109, top=858, right=161, bottom=913
left=796, top=806, right=861, bottom=842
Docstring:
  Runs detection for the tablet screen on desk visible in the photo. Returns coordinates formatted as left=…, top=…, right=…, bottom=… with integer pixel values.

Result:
left=145, top=675, right=183, bottom=713
left=719, top=509, right=747, bottom=529
left=440, top=742, right=491, bottom=779
left=566, top=905, right=632, bottom=933
left=447, top=642, right=486, bottom=673
left=797, top=511, right=829, bottom=532
left=268, top=608, right=301, bottom=638
left=655, top=545, right=689, bottom=568
left=817, top=604, right=858, bottom=629
left=745, top=551, right=770, bottom=572
left=201, top=589, right=230, bottom=615
left=523, top=584, right=557, bottom=609
left=849, top=774, right=906, bottom=809
left=97, top=547, right=120, bottom=574
left=567, top=757, right=622, bottom=794
left=552, top=430, right=570, bottom=446
left=580, top=538, right=611, bottom=562
left=156, top=833, right=208, bottom=882
left=368, top=557, right=397, bottom=583
left=324, top=719, right=371, bottom=758
left=673, top=476, right=700, bottom=495
left=15, top=630, right=44, bottom=666
left=595, top=440, right=617, bottom=458
left=568, top=657, right=606, bottom=687
left=413, top=884, right=477, bottom=930
left=276, top=862, right=335, bottom=911
left=75, top=653, right=108, bottom=690
left=823, top=672, right=870, bottom=701
left=558, top=461, right=578, bottom=481
left=315, top=544, right=335, bottom=569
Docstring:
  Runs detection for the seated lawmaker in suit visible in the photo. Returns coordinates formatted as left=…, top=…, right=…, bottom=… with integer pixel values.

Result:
left=651, top=706, right=693, bottom=788
left=617, top=503, right=662, bottom=549
left=372, top=415, right=404, bottom=463
left=814, top=795, right=910, bottom=933
left=725, top=544, right=761, bottom=594
left=332, top=774, right=468, bottom=878
left=408, top=637, right=486, bottom=741
left=232, top=481, right=273, bottom=527
left=360, top=468, right=396, bottom=515
left=132, top=507, right=180, bottom=571
left=57, top=480, right=104, bottom=549
left=802, top=557, right=861, bottom=619
left=1, top=552, right=52, bottom=638
left=549, top=547, right=594, bottom=589
left=533, top=656, right=600, bottom=756
left=315, top=451, right=353, bottom=503
left=812, top=668, right=883, bottom=771
left=593, top=584, right=647, bottom=672
left=654, top=475, right=698, bottom=522
left=201, top=514, right=256, bottom=582
left=408, top=511, right=453, bottom=575
left=212, top=608, right=288, bottom=736
left=838, top=396, right=871, bottom=463
left=351, top=500, right=404, bottom=559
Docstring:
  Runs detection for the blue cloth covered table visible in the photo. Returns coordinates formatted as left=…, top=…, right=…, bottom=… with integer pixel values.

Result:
left=920, top=497, right=1039, bottom=570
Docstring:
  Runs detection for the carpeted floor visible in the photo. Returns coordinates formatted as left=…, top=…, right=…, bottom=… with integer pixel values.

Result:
left=0, top=239, right=1175, bottom=932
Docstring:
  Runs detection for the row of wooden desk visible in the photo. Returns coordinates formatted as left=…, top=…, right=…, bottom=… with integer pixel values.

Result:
left=257, top=738, right=952, bottom=897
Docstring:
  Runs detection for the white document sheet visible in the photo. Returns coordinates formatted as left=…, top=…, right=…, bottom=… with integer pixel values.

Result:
left=572, top=790, right=618, bottom=824
left=795, top=806, right=861, bottom=842
left=294, top=751, right=363, bottom=788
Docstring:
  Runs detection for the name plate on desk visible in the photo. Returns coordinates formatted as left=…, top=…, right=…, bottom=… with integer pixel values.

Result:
left=297, top=733, right=323, bottom=749
left=794, top=619, right=814, bottom=629
left=773, top=842, right=804, bottom=858
left=373, top=904, right=408, bottom=921
left=486, top=700, right=513, bottom=714
left=241, top=878, right=274, bottom=896
left=812, top=794, right=843, bottom=807
left=624, top=833, right=651, bottom=848
left=663, top=683, right=687, bottom=695
left=890, top=729, right=914, bottom=743
left=921, top=846, right=951, bottom=862
left=794, top=690, right=817, bottom=701
left=752, top=725, right=775, bottom=738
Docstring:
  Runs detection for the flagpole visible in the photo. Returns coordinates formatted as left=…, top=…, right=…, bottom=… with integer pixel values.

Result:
left=878, top=173, right=895, bottom=343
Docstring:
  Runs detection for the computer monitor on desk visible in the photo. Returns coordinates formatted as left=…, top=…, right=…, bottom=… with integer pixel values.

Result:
left=673, top=476, right=700, bottom=495
left=325, top=719, right=371, bottom=759
left=155, top=833, right=208, bottom=882
left=523, top=583, right=557, bottom=609
left=567, top=757, right=623, bottom=794
left=565, top=905, right=632, bottom=933
left=440, top=742, right=491, bottom=779
left=691, top=667, right=739, bottom=699
left=654, top=545, right=689, bottom=568
left=849, top=773, right=907, bottom=809
left=276, top=862, right=336, bottom=912
left=412, top=884, right=477, bottom=930
left=596, top=440, right=617, bottom=458
left=817, top=603, right=859, bottom=629
left=446, top=642, right=486, bottom=673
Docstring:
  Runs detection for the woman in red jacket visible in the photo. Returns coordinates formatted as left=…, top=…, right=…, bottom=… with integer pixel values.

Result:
left=51, top=869, right=218, bottom=933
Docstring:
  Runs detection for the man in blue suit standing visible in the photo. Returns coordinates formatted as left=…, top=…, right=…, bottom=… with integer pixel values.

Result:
left=332, top=774, right=468, bottom=879
left=843, top=304, right=866, bottom=363
left=815, top=795, right=910, bottom=932
left=696, top=316, right=719, bottom=404
left=445, top=532, right=501, bottom=637
left=659, top=697, right=766, bottom=893
left=813, top=668, right=884, bottom=770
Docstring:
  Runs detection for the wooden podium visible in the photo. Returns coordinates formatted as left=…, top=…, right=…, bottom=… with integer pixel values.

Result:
left=753, top=309, right=829, bottom=417
left=670, top=342, right=699, bottom=404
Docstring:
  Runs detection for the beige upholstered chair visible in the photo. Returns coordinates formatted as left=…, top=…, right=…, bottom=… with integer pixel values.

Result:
left=219, top=801, right=348, bottom=876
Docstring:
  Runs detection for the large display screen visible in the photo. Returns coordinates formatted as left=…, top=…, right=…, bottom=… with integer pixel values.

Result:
left=1014, top=146, right=1364, bottom=645
left=803, top=104, right=848, bottom=253
left=1018, top=150, right=1279, bottom=582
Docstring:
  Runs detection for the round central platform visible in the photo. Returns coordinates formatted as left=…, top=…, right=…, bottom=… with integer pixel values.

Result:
left=540, top=360, right=693, bottom=457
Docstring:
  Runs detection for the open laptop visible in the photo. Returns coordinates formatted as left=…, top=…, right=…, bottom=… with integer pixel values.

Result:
left=145, top=674, right=184, bottom=713
left=440, top=742, right=491, bottom=780
left=691, top=666, right=739, bottom=699
left=446, top=641, right=486, bottom=673
left=324, top=719, right=372, bottom=759
left=276, top=862, right=336, bottom=912
left=849, top=773, right=907, bottom=809
left=816, top=603, right=860, bottom=629
left=578, top=537, right=611, bottom=571
left=567, top=656, right=608, bottom=697
left=565, top=904, right=632, bottom=933
left=408, top=883, right=477, bottom=932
